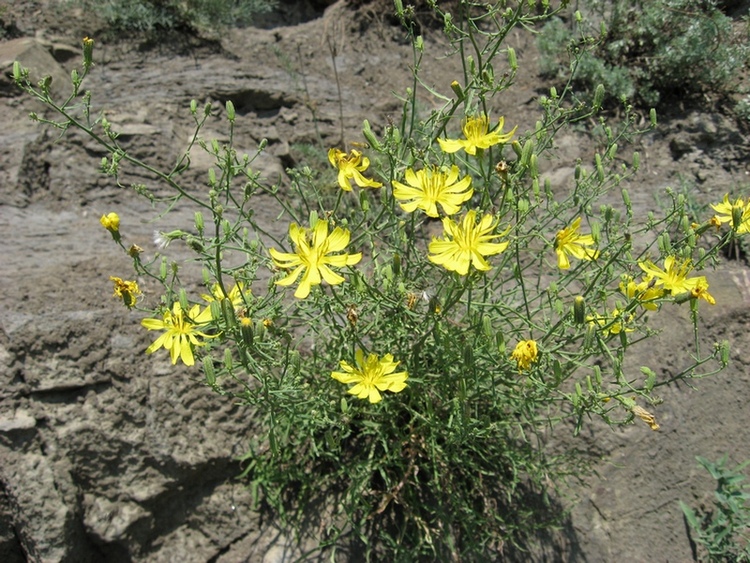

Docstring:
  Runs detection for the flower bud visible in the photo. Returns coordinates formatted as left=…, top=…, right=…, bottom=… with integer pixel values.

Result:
left=362, top=119, right=381, bottom=151
left=82, top=37, right=94, bottom=70
left=593, top=84, right=605, bottom=111
left=12, top=61, right=21, bottom=82
left=224, top=347, right=233, bottom=371
left=650, top=108, right=657, bottom=127
left=226, top=100, right=236, bottom=122
left=203, top=357, right=216, bottom=385
left=450, top=80, right=464, bottom=100
left=100, top=212, right=120, bottom=232
left=507, top=47, right=517, bottom=71
left=573, top=296, right=586, bottom=324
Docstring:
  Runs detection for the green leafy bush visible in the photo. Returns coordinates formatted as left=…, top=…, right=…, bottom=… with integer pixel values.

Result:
left=538, top=0, right=750, bottom=107
left=68, top=0, right=277, bottom=36
left=681, top=455, right=750, bottom=562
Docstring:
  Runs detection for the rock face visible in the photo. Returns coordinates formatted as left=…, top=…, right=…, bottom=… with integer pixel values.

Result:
left=1, top=1, right=750, bottom=561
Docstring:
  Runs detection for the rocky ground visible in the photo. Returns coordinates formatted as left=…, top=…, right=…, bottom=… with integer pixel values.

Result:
left=1, top=1, right=750, bottom=561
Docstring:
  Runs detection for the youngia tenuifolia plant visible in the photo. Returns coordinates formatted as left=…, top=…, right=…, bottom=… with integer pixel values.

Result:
left=14, top=2, right=740, bottom=559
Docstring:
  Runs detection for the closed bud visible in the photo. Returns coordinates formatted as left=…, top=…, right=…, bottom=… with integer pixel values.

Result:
left=482, top=315, right=493, bottom=340
left=415, top=35, right=424, bottom=52
left=224, top=348, right=233, bottom=371
left=209, top=300, right=222, bottom=321
left=159, top=258, right=168, bottom=280
left=204, top=102, right=212, bottom=116
left=507, top=47, right=517, bottom=71
left=511, top=140, right=522, bottom=157
left=606, top=143, right=618, bottom=160
left=573, top=296, right=586, bottom=324
left=621, top=188, right=631, bottom=207
left=595, top=153, right=604, bottom=182
left=584, top=323, right=596, bottom=349
left=463, top=344, right=473, bottom=367
left=203, top=357, right=216, bottom=386
left=221, top=298, right=236, bottom=328
left=186, top=236, right=204, bottom=253
left=632, top=151, right=640, bottom=171
left=12, top=61, right=21, bottom=82
left=650, top=108, right=657, bottom=127
left=226, top=100, right=236, bottom=122
left=309, top=210, right=319, bottom=228
left=82, top=36, right=94, bottom=69
left=392, top=253, right=401, bottom=277
left=195, top=211, right=204, bottom=233
left=178, top=289, right=189, bottom=312
left=362, top=119, right=381, bottom=150
left=593, top=84, right=605, bottom=110
left=529, top=154, right=538, bottom=178
left=241, top=322, right=254, bottom=346
left=720, top=340, right=730, bottom=365
left=520, top=139, right=533, bottom=168
left=450, top=80, right=464, bottom=100
left=190, top=99, right=198, bottom=114
left=496, top=331, right=505, bottom=354
left=550, top=86, right=558, bottom=99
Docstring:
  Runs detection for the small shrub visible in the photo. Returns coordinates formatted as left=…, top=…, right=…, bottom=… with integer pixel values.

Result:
left=681, top=455, right=750, bottom=562
left=68, top=0, right=277, bottom=36
left=538, top=0, right=750, bottom=107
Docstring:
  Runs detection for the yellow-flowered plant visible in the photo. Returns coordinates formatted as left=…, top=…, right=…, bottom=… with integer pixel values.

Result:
left=392, top=165, right=473, bottom=217
left=555, top=216, right=600, bottom=269
left=427, top=210, right=509, bottom=275
left=328, top=147, right=383, bottom=191
left=110, top=276, right=141, bottom=309
left=511, top=340, right=538, bottom=370
left=270, top=219, right=362, bottom=299
left=438, top=115, right=517, bottom=155
left=331, top=349, right=408, bottom=404
left=141, top=302, right=213, bottom=366
left=16, top=8, right=737, bottom=560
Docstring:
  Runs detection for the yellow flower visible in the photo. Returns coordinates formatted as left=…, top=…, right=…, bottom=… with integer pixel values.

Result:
left=100, top=212, right=120, bottom=232
left=587, top=307, right=635, bottom=336
left=555, top=217, right=599, bottom=269
left=327, top=148, right=382, bottom=191
left=428, top=210, right=509, bottom=275
left=438, top=115, right=517, bottom=156
left=511, top=340, right=538, bottom=370
left=141, top=302, right=214, bottom=366
left=690, top=277, right=716, bottom=305
left=638, top=256, right=702, bottom=296
left=109, top=276, right=141, bottom=309
left=619, top=275, right=664, bottom=311
left=202, top=282, right=249, bottom=311
left=392, top=165, right=473, bottom=217
left=710, top=194, right=750, bottom=234
left=270, top=220, right=362, bottom=299
left=331, top=349, right=408, bottom=404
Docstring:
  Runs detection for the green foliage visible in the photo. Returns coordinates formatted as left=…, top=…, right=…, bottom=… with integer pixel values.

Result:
left=538, top=0, right=750, bottom=107
left=681, top=455, right=750, bottom=562
left=68, top=0, right=277, bottom=36
left=13, top=4, right=739, bottom=560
